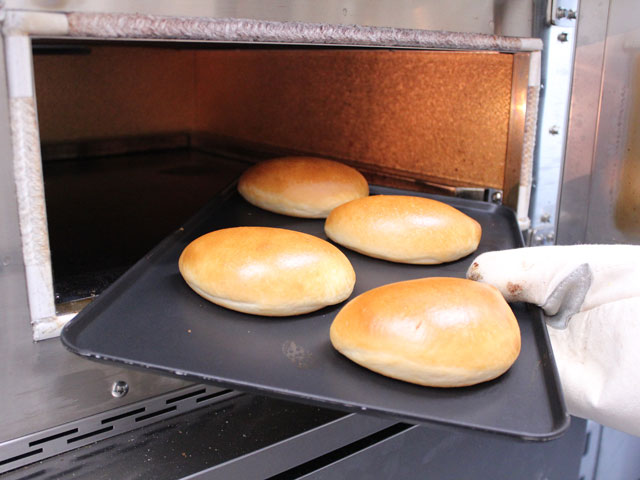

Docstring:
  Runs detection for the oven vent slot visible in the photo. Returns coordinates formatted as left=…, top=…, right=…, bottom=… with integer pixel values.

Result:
left=135, top=406, right=177, bottom=422
left=166, top=387, right=207, bottom=404
left=66, top=426, right=114, bottom=444
left=101, top=407, right=146, bottom=424
left=28, top=428, right=78, bottom=447
left=196, top=389, right=232, bottom=403
left=0, top=449, right=43, bottom=467
left=0, top=385, right=239, bottom=474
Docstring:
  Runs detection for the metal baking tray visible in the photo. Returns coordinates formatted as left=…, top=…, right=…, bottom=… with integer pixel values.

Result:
left=61, top=185, right=569, bottom=440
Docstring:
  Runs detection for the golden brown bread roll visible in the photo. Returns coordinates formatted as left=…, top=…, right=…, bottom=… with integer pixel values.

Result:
left=179, top=227, right=355, bottom=316
left=330, top=277, right=520, bottom=387
left=324, top=195, right=481, bottom=264
left=237, top=156, right=369, bottom=218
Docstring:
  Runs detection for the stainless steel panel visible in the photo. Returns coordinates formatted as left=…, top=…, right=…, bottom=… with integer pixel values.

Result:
left=582, top=0, right=640, bottom=243
left=0, top=332, right=194, bottom=444
left=5, top=0, right=533, bottom=37
left=0, top=36, right=193, bottom=444
left=557, top=0, right=640, bottom=245
left=557, top=0, right=610, bottom=245
left=1, top=396, right=388, bottom=480
left=0, top=385, right=234, bottom=474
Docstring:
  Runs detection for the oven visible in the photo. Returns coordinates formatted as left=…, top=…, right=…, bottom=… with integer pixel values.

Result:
left=1, top=1, right=636, bottom=479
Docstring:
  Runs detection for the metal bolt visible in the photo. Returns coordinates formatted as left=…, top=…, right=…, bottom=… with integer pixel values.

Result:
left=557, top=7, right=577, bottom=20
left=491, top=191, right=503, bottom=203
left=546, top=232, right=555, bottom=242
left=111, top=380, right=129, bottom=398
left=540, top=213, right=551, bottom=223
left=534, top=234, right=544, bottom=245
left=549, top=125, right=560, bottom=135
left=557, top=32, right=569, bottom=42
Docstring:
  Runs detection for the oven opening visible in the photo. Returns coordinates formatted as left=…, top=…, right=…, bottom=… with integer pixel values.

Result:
left=31, top=40, right=525, bottom=339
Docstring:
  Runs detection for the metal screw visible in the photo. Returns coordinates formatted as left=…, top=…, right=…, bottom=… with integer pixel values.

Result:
left=111, top=380, right=129, bottom=398
left=549, top=125, right=560, bottom=135
left=567, top=9, right=577, bottom=19
left=557, top=32, right=569, bottom=42
left=540, top=213, right=551, bottom=223
left=491, top=191, right=503, bottom=203
left=546, top=232, right=555, bottom=242
left=556, top=7, right=568, bottom=18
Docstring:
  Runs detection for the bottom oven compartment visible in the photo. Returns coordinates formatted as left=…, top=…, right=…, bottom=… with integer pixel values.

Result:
left=2, top=393, right=587, bottom=480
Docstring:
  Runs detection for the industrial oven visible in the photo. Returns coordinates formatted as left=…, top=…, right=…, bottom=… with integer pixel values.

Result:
left=1, top=1, right=638, bottom=478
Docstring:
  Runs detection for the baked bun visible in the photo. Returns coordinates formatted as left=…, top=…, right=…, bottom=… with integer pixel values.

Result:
left=237, top=156, right=369, bottom=218
left=330, top=277, right=520, bottom=387
left=324, top=195, right=481, bottom=264
left=179, top=227, right=355, bottom=316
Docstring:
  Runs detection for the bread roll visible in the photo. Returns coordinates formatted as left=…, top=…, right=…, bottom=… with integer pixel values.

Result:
left=324, top=195, right=481, bottom=264
left=179, top=227, right=355, bottom=316
left=237, top=156, right=369, bottom=218
left=330, top=277, right=520, bottom=387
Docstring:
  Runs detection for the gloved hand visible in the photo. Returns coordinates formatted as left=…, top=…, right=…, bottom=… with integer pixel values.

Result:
left=466, top=245, right=640, bottom=436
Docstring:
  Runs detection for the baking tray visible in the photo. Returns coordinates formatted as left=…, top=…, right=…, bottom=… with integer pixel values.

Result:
left=61, top=185, right=569, bottom=440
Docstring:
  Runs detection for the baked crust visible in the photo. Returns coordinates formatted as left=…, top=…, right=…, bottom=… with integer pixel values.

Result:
left=238, top=156, right=369, bottom=218
left=330, top=277, right=521, bottom=387
left=179, top=227, right=356, bottom=315
left=325, top=195, right=481, bottom=264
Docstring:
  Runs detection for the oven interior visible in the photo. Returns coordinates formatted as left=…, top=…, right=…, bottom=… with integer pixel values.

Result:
left=34, top=41, right=523, bottom=308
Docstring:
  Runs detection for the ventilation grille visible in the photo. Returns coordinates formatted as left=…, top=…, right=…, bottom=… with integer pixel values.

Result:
left=0, top=385, right=238, bottom=474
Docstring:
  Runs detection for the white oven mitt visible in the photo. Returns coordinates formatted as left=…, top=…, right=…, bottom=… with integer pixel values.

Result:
left=466, top=245, right=640, bottom=437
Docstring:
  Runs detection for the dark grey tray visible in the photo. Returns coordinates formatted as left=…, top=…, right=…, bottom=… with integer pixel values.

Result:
left=61, top=186, right=569, bottom=440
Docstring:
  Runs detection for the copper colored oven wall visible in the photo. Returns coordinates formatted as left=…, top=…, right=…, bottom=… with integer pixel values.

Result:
left=194, top=49, right=513, bottom=189
left=34, top=46, right=514, bottom=191
left=33, top=46, right=196, bottom=143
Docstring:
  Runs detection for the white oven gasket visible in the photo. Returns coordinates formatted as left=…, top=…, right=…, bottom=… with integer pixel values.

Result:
left=4, top=12, right=69, bottom=340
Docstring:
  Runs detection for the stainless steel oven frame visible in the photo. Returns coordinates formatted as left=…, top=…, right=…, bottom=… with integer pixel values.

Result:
left=2, top=1, right=620, bottom=478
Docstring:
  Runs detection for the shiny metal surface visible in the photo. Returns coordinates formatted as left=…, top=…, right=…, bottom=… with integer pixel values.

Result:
left=557, top=0, right=609, bottom=245
left=0, top=385, right=235, bottom=474
left=2, top=396, right=389, bottom=480
left=5, top=0, right=534, bottom=36
left=111, top=380, right=129, bottom=398
left=558, top=0, right=640, bottom=245
left=504, top=52, right=530, bottom=209
left=582, top=0, right=640, bottom=243
left=0, top=335, right=193, bottom=445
